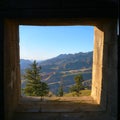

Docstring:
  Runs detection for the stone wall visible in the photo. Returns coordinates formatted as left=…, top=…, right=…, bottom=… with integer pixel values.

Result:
left=102, top=21, right=118, bottom=117
left=3, top=19, right=118, bottom=120
left=91, top=21, right=118, bottom=118
left=0, top=19, right=4, bottom=120
left=0, top=0, right=118, bottom=120
left=91, top=26, right=104, bottom=104
left=4, top=20, right=21, bottom=120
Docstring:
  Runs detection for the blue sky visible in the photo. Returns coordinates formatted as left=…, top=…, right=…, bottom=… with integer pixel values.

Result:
left=19, top=25, right=94, bottom=60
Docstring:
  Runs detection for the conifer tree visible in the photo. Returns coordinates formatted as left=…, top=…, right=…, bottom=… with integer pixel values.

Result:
left=57, top=85, right=63, bottom=97
left=69, top=74, right=84, bottom=95
left=23, top=60, right=49, bottom=100
left=57, top=78, right=64, bottom=97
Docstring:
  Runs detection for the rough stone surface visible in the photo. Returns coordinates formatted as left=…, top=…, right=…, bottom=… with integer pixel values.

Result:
left=91, top=26, right=104, bottom=104
left=3, top=19, right=118, bottom=120
left=13, top=112, right=116, bottom=120
left=0, top=0, right=118, bottom=120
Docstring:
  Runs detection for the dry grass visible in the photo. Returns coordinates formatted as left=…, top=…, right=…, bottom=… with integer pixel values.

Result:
left=64, top=89, right=91, bottom=97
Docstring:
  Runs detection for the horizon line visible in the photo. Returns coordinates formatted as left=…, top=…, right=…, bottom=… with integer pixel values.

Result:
left=20, top=51, right=93, bottom=61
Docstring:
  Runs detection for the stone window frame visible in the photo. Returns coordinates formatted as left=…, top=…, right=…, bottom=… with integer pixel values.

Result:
left=4, top=18, right=117, bottom=116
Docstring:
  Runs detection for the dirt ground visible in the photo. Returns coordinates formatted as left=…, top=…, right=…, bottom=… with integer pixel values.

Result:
left=15, top=96, right=102, bottom=113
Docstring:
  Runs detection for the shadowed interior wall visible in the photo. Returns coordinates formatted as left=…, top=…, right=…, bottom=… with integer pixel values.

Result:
left=3, top=19, right=118, bottom=120
left=4, top=20, right=21, bottom=120
left=102, top=21, right=118, bottom=117
left=0, top=0, right=118, bottom=120
left=0, top=19, right=4, bottom=120
left=91, top=21, right=118, bottom=117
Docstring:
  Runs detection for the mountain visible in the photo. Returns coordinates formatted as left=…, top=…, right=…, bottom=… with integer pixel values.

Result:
left=20, top=59, right=32, bottom=74
left=40, top=51, right=92, bottom=66
left=20, top=51, right=93, bottom=95
left=38, top=52, right=93, bottom=75
left=20, top=59, right=32, bottom=68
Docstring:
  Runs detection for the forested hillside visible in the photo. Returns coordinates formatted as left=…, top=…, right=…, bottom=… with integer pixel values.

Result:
left=20, top=51, right=93, bottom=95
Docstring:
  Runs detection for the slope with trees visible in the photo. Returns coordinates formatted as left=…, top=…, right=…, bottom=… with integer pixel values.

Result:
left=69, top=74, right=84, bottom=96
left=21, top=51, right=93, bottom=95
left=22, top=60, right=49, bottom=101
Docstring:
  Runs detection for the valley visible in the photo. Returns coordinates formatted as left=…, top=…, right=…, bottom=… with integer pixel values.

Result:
left=20, top=51, right=93, bottom=95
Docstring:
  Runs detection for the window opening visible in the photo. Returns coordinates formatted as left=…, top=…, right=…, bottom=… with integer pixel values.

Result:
left=19, top=25, right=94, bottom=104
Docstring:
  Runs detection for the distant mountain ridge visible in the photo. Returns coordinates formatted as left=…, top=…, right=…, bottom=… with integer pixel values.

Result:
left=39, top=51, right=93, bottom=73
left=40, top=51, right=93, bottom=66
left=20, top=59, right=32, bottom=69
left=20, top=51, right=93, bottom=70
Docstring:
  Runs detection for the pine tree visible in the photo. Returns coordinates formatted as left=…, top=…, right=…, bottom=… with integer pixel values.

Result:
left=57, top=85, right=63, bottom=97
left=74, top=74, right=84, bottom=93
left=22, top=60, right=49, bottom=100
left=57, top=78, right=64, bottom=97
left=69, top=74, right=84, bottom=96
